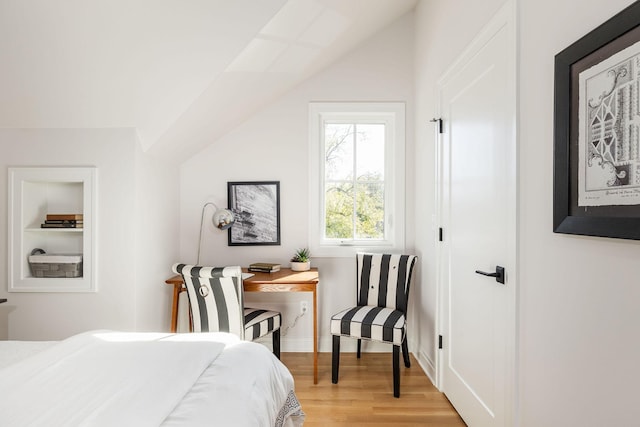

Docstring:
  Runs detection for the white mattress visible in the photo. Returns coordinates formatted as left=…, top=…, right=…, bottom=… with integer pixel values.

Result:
left=0, top=331, right=304, bottom=427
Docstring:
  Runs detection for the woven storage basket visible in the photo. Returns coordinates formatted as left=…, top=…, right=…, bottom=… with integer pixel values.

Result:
left=28, top=248, right=83, bottom=278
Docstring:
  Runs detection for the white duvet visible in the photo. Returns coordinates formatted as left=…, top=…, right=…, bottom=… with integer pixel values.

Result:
left=0, top=331, right=304, bottom=427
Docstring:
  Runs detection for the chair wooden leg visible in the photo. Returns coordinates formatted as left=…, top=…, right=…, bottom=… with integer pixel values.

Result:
left=332, top=335, right=340, bottom=384
left=272, top=329, right=281, bottom=359
left=402, top=337, right=410, bottom=368
left=393, top=345, right=400, bottom=398
left=357, top=339, right=362, bottom=358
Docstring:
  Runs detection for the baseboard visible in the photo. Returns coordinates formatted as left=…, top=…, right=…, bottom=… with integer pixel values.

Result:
left=253, top=336, right=315, bottom=352
left=319, top=335, right=399, bottom=353
left=416, top=350, right=437, bottom=388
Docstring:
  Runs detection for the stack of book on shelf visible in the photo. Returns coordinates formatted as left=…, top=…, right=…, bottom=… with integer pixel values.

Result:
left=41, top=214, right=83, bottom=229
left=248, top=262, right=280, bottom=273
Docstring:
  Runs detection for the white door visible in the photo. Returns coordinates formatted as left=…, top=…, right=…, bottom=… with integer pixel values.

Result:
left=437, top=2, right=516, bottom=426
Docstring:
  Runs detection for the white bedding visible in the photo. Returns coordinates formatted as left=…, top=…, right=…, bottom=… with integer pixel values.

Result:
left=0, top=331, right=304, bottom=427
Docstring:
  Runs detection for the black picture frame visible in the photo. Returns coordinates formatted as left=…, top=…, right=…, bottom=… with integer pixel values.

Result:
left=227, top=181, right=281, bottom=246
left=554, top=1, right=640, bottom=240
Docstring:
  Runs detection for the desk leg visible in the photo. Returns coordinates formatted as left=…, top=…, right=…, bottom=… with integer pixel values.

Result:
left=170, top=285, right=180, bottom=333
left=313, top=287, right=318, bottom=384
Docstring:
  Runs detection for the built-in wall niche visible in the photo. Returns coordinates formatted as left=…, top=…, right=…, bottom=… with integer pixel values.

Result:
left=8, top=167, right=97, bottom=292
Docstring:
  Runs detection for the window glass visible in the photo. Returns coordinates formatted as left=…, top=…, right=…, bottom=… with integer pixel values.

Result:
left=325, top=124, right=354, bottom=181
left=356, top=124, right=385, bottom=179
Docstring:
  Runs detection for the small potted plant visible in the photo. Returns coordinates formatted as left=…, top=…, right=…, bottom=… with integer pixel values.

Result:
left=290, top=248, right=311, bottom=271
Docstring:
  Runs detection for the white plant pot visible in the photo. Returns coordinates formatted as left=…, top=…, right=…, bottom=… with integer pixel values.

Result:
left=290, top=261, right=310, bottom=271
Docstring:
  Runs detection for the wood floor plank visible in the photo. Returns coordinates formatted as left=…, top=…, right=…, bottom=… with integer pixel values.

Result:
left=281, top=352, right=466, bottom=426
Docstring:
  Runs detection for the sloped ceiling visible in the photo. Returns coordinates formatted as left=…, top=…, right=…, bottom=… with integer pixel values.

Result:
left=1, top=0, right=416, bottom=160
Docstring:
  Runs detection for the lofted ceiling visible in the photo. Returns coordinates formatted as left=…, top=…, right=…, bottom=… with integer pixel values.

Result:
left=0, top=0, right=417, bottom=159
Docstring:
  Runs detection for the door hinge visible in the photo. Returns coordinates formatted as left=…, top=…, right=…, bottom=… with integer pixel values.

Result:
left=430, top=118, right=443, bottom=134
left=438, top=335, right=443, bottom=349
left=438, top=227, right=443, bottom=242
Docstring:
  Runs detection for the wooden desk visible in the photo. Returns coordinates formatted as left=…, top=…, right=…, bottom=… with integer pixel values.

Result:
left=165, top=268, right=320, bottom=384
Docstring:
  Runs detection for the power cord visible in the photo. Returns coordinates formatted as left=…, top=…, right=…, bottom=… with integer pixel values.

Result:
left=281, top=310, right=306, bottom=337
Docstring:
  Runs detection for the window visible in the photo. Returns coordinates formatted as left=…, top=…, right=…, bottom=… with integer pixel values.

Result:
left=309, top=102, right=405, bottom=257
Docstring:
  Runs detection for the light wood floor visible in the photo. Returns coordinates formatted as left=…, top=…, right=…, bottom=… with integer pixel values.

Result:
left=280, top=352, right=466, bottom=426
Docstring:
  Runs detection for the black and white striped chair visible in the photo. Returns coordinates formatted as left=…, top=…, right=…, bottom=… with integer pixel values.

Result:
left=330, top=253, right=417, bottom=397
left=172, top=263, right=282, bottom=359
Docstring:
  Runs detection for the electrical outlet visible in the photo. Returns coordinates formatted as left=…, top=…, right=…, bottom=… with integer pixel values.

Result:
left=300, top=301, right=308, bottom=315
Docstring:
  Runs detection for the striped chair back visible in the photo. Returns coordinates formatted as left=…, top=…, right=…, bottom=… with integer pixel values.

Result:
left=172, top=263, right=245, bottom=339
left=356, top=253, right=418, bottom=313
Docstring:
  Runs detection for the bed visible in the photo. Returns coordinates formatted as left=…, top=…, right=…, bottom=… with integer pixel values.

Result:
left=0, top=330, right=305, bottom=426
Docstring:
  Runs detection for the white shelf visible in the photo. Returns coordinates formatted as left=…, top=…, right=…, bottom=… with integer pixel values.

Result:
left=8, top=167, right=97, bottom=292
left=24, top=228, right=84, bottom=233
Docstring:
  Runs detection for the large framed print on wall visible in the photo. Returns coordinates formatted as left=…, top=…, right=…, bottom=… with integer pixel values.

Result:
left=554, top=1, right=640, bottom=240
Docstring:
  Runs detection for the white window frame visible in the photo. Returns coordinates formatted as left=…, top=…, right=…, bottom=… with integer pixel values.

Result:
left=308, top=102, right=405, bottom=257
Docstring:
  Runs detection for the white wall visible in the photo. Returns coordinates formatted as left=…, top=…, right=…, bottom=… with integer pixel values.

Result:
left=179, top=13, right=416, bottom=352
left=0, top=129, right=136, bottom=339
left=518, top=0, right=640, bottom=425
left=0, top=129, right=178, bottom=339
left=415, top=0, right=640, bottom=425
left=134, top=143, right=180, bottom=332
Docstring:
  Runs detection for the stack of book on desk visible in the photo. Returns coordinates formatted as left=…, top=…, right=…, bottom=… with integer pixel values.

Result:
left=41, top=214, right=83, bottom=229
left=248, top=262, right=281, bottom=273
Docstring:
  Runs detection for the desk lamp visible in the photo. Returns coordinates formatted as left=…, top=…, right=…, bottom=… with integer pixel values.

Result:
left=196, top=202, right=235, bottom=265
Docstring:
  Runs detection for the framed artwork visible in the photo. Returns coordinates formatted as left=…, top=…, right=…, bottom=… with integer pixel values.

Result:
left=554, top=1, right=640, bottom=240
left=227, top=181, right=281, bottom=246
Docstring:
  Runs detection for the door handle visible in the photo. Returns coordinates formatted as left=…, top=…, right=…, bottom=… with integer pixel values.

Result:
left=475, top=266, right=505, bottom=284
